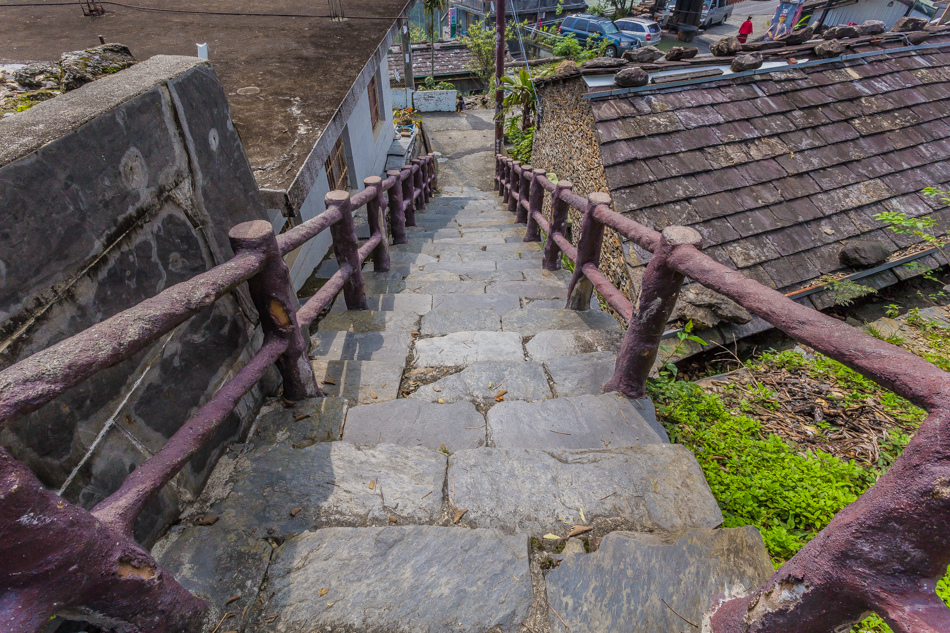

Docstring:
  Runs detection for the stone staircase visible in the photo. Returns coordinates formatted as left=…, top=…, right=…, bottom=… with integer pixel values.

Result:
left=154, top=186, right=773, bottom=633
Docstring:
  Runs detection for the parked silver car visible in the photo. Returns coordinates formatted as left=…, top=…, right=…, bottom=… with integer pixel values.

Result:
left=660, top=0, right=735, bottom=28
left=614, top=17, right=663, bottom=45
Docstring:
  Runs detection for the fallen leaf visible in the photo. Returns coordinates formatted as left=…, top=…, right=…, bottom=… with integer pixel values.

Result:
left=453, top=508, right=468, bottom=523
left=370, top=391, right=378, bottom=399
left=318, top=588, right=329, bottom=596
left=567, top=525, right=593, bottom=538
left=440, top=444, right=447, bottom=452
left=226, top=595, right=241, bottom=605
left=496, top=389, right=508, bottom=398
left=323, top=378, right=336, bottom=385
left=290, top=506, right=302, bottom=517
left=196, top=515, right=219, bottom=526
left=293, top=413, right=310, bottom=421
left=369, top=480, right=376, bottom=490
left=433, top=387, right=442, bottom=392
left=542, top=533, right=561, bottom=540
left=488, top=381, right=493, bottom=388
left=438, top=397, right=445, bottom=404
left=389, top=516, right=398, bottom=523
left=579, top=508, right=587, bottom=524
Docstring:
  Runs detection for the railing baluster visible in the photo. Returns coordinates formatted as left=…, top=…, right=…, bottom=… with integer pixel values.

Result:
left=500, top=157, right=510, bottom=202
left=386, top=169, right=408, bottom=245
left=566, top=192, right=611, bottom=311
left=412, top=158, right=426, bottom=207
left=229, top=220, right=319, bottom=400
left=515, top=163, right=533, bottom=224
left=400, top=164, right=417, bottom=227
left=507, top=161, right=521, bottom=215
left=426, top=153, right=438, bottom=197
left=363, top=176, right=391, bottom=272
left=494, top=153, right=502, bottom=191
left=542, top=179, right=573, bottom=270
left=604, top=226, right=702, bottom=399
left=524, top=168, right=546, bottom=242
left=326, top=190, right=369, bottom=311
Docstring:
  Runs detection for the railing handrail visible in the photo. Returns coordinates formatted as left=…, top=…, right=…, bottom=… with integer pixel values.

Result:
left=495, top=153, right=950, bottom=633
left=0, top=153, right=437, bottom=631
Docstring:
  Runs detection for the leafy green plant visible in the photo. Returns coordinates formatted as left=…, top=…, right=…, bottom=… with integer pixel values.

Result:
left=657, top=320, right=706, bottom=380
left=818, top=276, right=877, bottom=307
left=419, top=76, right=456, bottom=91
left=501, top=68, right=537, bottom=131
left=875, top=205, right=949, bottom=263
left=503, top=115, right=534, bottom=163
left=459, top=19, right=520, bottom=85
left=885, top=303, right=901, bottom=319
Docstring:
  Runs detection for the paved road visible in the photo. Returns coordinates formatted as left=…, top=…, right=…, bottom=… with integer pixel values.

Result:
left=692, top=0, right=781, bottom=53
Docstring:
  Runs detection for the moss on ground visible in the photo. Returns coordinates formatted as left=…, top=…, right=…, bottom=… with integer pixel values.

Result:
left=648, top=309, right=950, bottom=631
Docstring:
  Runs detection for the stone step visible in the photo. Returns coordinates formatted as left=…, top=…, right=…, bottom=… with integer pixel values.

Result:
left=251, top=397, right=348, bottom=448
left=317, top=310, right=421, bottom=333
left=487, top=392, right=665, bottom=450
left=545, top=528, right=773, bottom=633
left=343, top=399, right=486, bottom=451
left=408, top=360, right=552, bottom=405
left=502, top=308, right=621, bottom=337
left=330, top=292, right=432, bottom=315
left=310, top=359, right=403, bottom=405
left=487, top=280, right=568, bottom=300
left=525, top=329, right=623, bottom=363
left=259, top=526, right=534, bottom=633
left=309, top=331, right=412, bottom=363
left=413, top=331, right=525, bottom=366
left=544, top=351, right=618, bottom=397
left=448, top=445, right=724, bottom=535
left=420, top=310, right=502, bottom=336
left=205, top=441, right=447, bottom=538
left=432, top=293, right=521, bottom=312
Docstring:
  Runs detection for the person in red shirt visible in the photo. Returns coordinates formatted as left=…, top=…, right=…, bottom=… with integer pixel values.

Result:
left=738, top=16, right=754, bottom=43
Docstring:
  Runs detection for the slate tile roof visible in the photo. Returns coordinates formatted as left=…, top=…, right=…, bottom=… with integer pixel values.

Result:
left=389, top=43, right=477, bottom=84
left=591, top=36, right=950, bottom=294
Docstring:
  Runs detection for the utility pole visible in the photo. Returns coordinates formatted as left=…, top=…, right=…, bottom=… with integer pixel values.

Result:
left=494, top=0, right=507, bottom=154
left=400, top=18, right=414, bottom=109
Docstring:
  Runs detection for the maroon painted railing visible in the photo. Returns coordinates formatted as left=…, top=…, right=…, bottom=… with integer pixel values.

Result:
left=496, top=154, right=950, bottom=633
left=0, top=154, right=437, bottom=632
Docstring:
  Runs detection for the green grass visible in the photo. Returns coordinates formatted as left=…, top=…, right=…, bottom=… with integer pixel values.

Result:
left=648, top=323, right=950, bottom=629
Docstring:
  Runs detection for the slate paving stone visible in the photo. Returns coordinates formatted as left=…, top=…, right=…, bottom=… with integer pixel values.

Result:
left=212, top=442, right=446, bottom=536
left=423, top=260, right=497, bottom=274
left=525, top=329, right=623, bottom=362
left=317, top=310, right=421, bottom=333
left=545, top=527, right=774, bottom=633
left=487, top=392, right=667, bottom=449
left=251, top=397, right=348, bottom=448
left=502, top=308, right=621, bottom=337
left=544, top=351, right=618, bottom=397
left=460, top=270, right=526, bottom=283
left=432, top=293, right=521, bottom=313
left=343, top=399, right=486, bottom=451
left=331, top=293, right=432, bottom=315
left=409, top=361, right=553, bottom=404
left=153, top=525, right=272, bottom=630
left=448, top=445, right=723, bottom=535
left=310, top=360, right=403, bottom=405
left=488, top=281, right=569, bottom=300
left=523, top=268, right=573, bottom=283
left=420, top=310, right=503, bottom=336
left=412, top=280, right=489, bottom=295
left=413, top=331, right=526, bottom=366
left=310, top=331, right=412, bottom=363
left=260, top=526, right=533, bottom=633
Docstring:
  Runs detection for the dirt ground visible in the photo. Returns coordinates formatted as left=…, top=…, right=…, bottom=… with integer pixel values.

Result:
left=0, top=0, right=408, bottom=190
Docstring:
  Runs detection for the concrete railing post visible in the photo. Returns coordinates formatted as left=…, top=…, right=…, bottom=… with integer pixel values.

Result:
left=604, top=226, right=702, bottom=398
left=542, top=179, right=573, bottom=271
left=566, top=192, right=611, bottom=311
left=0, top=447, right=207, bottom=633
left=494, top=154, right=502, bottom=191
left=412, top=159, right=426, bottom=207
left=364, top=176, right=391, bottom=273
left=427, top=152, right=438, bottom=194
left=507, top=161, right=521, bottom=215
left=400, top=164, right=417, bottom=227
left=386, top=169, right=408, bottom=245
left=229, top=221, right=319, bottom=400
left=524, top=168, right=546, bottom=242
left=500, top=157, right=511, bottom=202
left=516, top=163, right=533, bottom=224
left=326, top=190, right=369, bottom=311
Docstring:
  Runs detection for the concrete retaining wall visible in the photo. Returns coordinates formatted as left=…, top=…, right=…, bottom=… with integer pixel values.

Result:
left=0, top=55, right=274, bottom=545
left=413, top=89, right=457, bottom=112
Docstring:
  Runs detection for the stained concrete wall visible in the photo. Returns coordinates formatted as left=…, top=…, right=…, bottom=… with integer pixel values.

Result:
left=0, top=55, right=274, bottom=545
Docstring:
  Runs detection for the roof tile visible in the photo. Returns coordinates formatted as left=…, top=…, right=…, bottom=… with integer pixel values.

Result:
left=613, top=183, right=660, bottom=211
left=811, top=180, right=894, bottom=214
left=739, top=264, right=776, bottom=289
left=775, top=173, right=823, bottom=200
left=676, top=106, right=725, bottom=129
left=703, top=144, right=753, bottom=169
left=694, top=217, right=741, bottom=245
left=690, top=191, right=740, bottom=220
left=787, top=88, right=837, bottom=109
left=746, top=137, right=790, bottom=161
left=784, top=108, right=832, bottom=128
left=750, top=114, right=797, bottom=136
left=727, top=208, right=782, bottom=237
left=722, top=234, right=781, bottom=267
left=779, top=130, right=825, bottom=152
left=766, top=224, right=818, bottom=256
left=632, top=112, right=684, bottom=135
left=605, top=163, right=656, bottom=189
left=810, top=165, right=858, bottom=191
left=712, top=120, right=761, bottom=143
left=715, top=100, right=762, bottom=123
left=762, top=251, right=817, bottom=288
left=815, top=121, right=861, bottom=145
left=754, top=94, right=796, bottom=114
left=702, top=245, right=737, bottom=268
left=770, top=197, right=824, bottom=224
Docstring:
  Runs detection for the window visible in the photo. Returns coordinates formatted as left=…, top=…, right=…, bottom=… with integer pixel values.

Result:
left=574, top=19, right=589, bottom=31
left=325, top=136, right=349, bottom=191
left=602, top=21, right=620, bottom=34
left=561, top=16, right=575, bottom=29
left=368, top=74, right=381, bottom=130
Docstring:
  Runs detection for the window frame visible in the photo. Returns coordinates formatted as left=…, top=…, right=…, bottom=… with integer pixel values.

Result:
left=368, top=73, right=381, bottom=130
left=325, top=136, right=350, bottom=192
